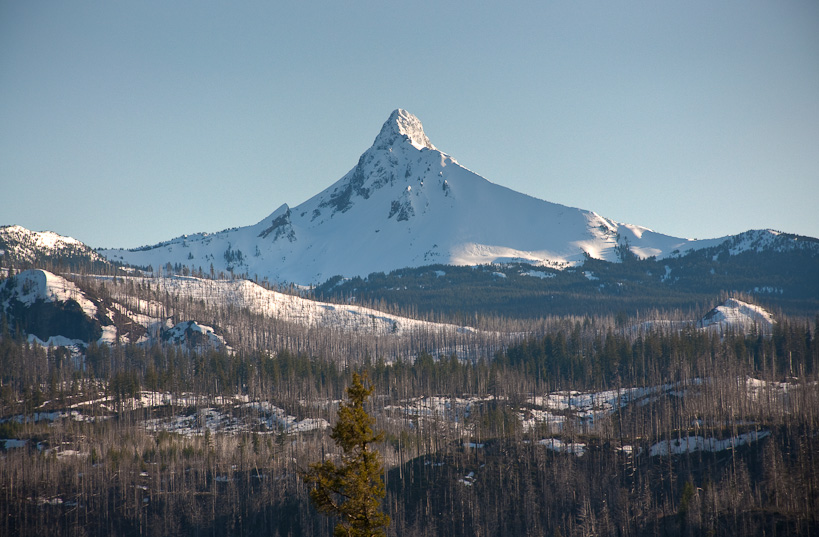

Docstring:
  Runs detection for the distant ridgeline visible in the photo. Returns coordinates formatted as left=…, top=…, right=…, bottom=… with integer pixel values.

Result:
left=0, top=225, right=115, bottom=274
left=2, top=224, right=818, bottom=319
left=315, top=235, right=819, bottom=318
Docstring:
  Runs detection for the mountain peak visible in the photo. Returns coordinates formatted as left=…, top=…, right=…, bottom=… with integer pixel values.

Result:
left=373, top=109, right=436, bottom=151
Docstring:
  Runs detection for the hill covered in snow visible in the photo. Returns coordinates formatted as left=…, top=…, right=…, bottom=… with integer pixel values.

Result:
left=0, top=225, right=107, bottom=270
left=0, top=269, right=486, bottom=356
left=699, top=297, right=776, bottom=335
left=95, top=273, right=481, bottom=338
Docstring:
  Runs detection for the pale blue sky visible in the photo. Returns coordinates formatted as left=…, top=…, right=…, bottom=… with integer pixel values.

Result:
left=2, top=1, right=817, bottom=248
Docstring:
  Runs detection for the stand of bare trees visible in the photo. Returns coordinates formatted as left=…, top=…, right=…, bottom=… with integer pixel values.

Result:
left=1, top=271, right=817, bottom=536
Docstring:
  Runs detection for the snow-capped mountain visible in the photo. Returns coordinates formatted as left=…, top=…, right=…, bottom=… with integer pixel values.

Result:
left=99, top=109, right=739, bottom=285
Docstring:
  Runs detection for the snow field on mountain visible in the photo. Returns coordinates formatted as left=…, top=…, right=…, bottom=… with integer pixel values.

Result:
left=1, top=225, right=84, bottom=250
left=162, top=320, right=230, bottom=352
left=632, top=297, right=776, bottom=336
left=109, top=301, right=164, bottom=331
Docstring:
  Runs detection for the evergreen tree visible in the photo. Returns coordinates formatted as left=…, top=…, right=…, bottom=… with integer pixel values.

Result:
left=304, top=372, right=390, bottom=537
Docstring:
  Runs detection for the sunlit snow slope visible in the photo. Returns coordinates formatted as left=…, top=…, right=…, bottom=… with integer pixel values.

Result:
left=100, top=109, right=726, bottom=285
left=99, top=274, right=479, bottom=337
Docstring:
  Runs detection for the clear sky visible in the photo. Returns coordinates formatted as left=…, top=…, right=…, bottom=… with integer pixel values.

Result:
left=2, top=1, right=817, bottom=249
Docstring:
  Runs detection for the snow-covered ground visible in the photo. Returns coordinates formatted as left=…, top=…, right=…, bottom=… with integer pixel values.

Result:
left=1, top=377, right=791, bottom=459
left=648, top=430, right=770, bottom=457
left=162, top=320, right=231, bottom=353
left=533, top=430, right=772, bottom=459
left=385, top=395, right=493, bottom=428
left=144, top=405, right=328, bottom=437
left=2, top=268, right=488, bottom=352
left=1, top=390, right=329, bottom=438
left=1, top=270, right=230, bottom=351
left=538, top=438, right=587, bottom=457
left=382, top=376, right=793, bottom=444
left=521, top=381, right=701, bottom=432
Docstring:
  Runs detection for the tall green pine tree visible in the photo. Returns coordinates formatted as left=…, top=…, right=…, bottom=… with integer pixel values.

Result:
left=305, top=372, right=390, bottom=537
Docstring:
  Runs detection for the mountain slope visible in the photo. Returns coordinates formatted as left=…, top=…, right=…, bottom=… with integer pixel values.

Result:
left=100, top=110, right=733, bottom=285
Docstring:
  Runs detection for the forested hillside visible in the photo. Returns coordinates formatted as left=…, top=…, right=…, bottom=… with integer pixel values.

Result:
left=315, top=241, right=819, bottom=319
left=1, top=267, right=817, bottom=536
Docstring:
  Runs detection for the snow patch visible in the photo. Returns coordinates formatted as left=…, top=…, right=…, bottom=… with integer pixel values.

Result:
left=649, top=430, right=770, bottom=457
left=2, top=439, right=27, bottom=449
left=539, top=438, right=586, bottom=457
left=521, top=270, right=555, bottom=279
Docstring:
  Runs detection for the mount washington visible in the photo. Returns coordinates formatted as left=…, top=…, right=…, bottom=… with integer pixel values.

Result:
left=102, top=110, right=775, bottom=284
